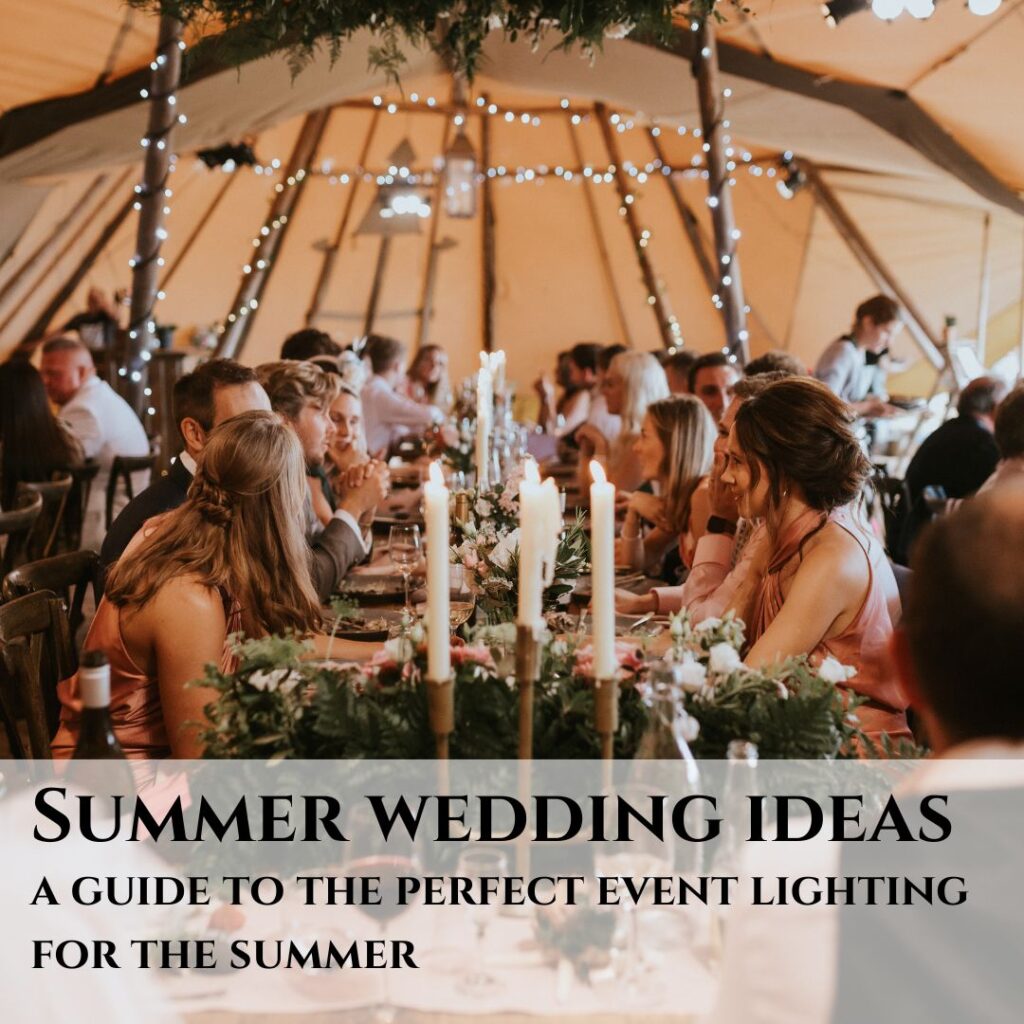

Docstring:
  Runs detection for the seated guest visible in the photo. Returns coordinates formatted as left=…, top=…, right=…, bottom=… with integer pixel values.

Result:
left=618, top=395, right=714, bottom=574
left=101, top=359, right=269, bottom=571
left=578, top=343, right=627, bottom=446
left=360, top=334, right=443, bottom=456
left=709, top=487, right=1024, bottom=1024
left=406, top=344, right=452, bottom=413
left=743, top=350, right=807, bottom=377
left=576, top=350, right=669, bottom=492
left=663, top=349, right=698, bottom=395
left=814, top=294, right=901, bottom=417
left=54, top=413, right=321, bottom=759
left=280, top=327, right=341, bottom=361
left=258, top=360, right=388, bottom=597
left=689, top=351, right=742, bottom=424
left=535, top=343, right=603, bottom=438
left=722, top=376, right=910, bottom=744
left=901, top=375, right=1006, bottom=554
left=616, top=373, right=793, bottom=617
left=0, top=360, right=83, bottom=510
left=979, top=382, right=1024, bottom=495
left=39, top=336, right=149, bottom=550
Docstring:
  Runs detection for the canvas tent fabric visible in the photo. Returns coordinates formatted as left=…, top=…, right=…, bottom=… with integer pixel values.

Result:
left=1, top=2, right=1022, bottom=398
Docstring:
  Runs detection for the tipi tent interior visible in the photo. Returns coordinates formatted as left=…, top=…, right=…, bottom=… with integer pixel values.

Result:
left=2, top=1, right=1023, bottom=403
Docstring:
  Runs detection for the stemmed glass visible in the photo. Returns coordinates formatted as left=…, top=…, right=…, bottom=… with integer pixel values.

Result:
left=456, top=847, right=509, bottom=995
left=341, top=804, right=421, bottom=1023
left=388, top=524, right=421, bottom=616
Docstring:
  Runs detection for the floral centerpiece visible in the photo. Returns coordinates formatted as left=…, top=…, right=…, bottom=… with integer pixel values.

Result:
left=197, top=606, right=911, bottom=760
left=451, top=464, right=589, bottom=624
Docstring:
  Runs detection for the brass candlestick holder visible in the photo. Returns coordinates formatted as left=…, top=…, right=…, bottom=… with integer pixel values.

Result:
left=515, top=622, right=544, bottom=761
left=426, top=676, right=454, bottom=761
left=452, top=491, right=471, bottom=526
left=594, top=675, right=619, bottom=759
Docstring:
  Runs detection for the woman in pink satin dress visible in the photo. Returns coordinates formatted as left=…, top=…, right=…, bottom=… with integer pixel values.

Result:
left=720, top=377, right=911, bottom=748
left=52, top=410, right=322, bottom=761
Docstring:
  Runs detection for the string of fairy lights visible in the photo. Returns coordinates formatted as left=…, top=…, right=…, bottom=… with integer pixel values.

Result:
left=122, top=34, right=188, bottom=419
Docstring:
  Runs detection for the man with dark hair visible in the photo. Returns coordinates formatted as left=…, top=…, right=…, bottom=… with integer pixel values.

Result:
left=980, top=382, right=1024, bottom=494
left=815, top=294, right=901, bottom=416
left=100, top=359, right=270, bottom=570
left=360, top=334, right=442, bottom=455
left=900, top=375, right=1007, bottom=553
left=280, top=328, right=341, bottom=361
left=663, top=349, right=698, bottom=395
left=688, top=351, right=742, bottom=424
left=743, top=350, right=807, bottom=378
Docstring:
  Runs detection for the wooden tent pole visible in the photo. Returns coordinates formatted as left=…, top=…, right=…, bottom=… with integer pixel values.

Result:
left=976, top=211, right=992, bottom=365
left=306, top=110, right=381, bottom=327
left=216, top=107, right=332, bottom=359
left=694, top=19, right=749, bottom=363
left=569, top=118, right=632, bottom=346
left=124, top=16, right=184, bottom=411
left=158, top=169, right=239, bottom=294
left=595, top=102, right=678, bottom=350
left=16, top=183, right=136, bottom=347
left=480, top=95, right=497, bottom=353
left=800, top=159, right=945, bottom=371
left=414, top=120, right=453, bottom=351
left=0, top=173, right=110, bottom=319
left=362, top=235, right=392, bottom=337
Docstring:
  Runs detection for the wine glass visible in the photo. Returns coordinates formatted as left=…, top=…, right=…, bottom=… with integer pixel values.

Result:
left=456, top=847, right=509, bottom=996
left=341, top=804, right=421, bottom=1023
left=593, top=785, right=672, bottom=1000
left=388, top=524, right=421, bottom=615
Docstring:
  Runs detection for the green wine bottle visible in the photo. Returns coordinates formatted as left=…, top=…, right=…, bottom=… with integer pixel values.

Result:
left=71, top=651, right=125, bottom=760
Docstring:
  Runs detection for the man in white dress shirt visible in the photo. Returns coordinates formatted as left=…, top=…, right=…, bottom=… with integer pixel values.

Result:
left=39, top=336, right=149, bottom=551
left=360, top=334, right=442, bottom=456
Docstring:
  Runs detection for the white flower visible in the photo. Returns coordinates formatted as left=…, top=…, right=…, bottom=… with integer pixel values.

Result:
left=775, top=681, right=789, bottom=700
left=383, top=636, right=413, bottom=662
left=708, top=642, right=742, bottom=675
left=474, top=498, right=494, bottom=518
left=248, top=668, right=302, bottom=693
left=604, top=21, right=634, bottom=39
left=550, top=639, right=569, bottom=658
left=818, top=656, right=857, bottom=685
left=673, top=656, right=707, bottom=692
left=489, top=527, right=521, bottom=571
left=673, top=709, right=700, bottom=744
left=695, top=616, right=722, bottom=634
left=670, top=615, right=685, bottom=638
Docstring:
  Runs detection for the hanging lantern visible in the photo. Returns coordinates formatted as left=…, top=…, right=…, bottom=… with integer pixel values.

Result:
left=444, top=128, right=478, bottom=219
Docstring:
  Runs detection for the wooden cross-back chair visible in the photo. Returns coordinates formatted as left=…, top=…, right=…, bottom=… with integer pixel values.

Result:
left=0, top=490, right=43, bottom=577
left=0, top=589, right=73, bottom=760
left=3, top=549, right=101, bottom=638
left=15, top=472, right=73, bottom=561
left=65, top=460, right=100, bottom=552
left=105, top=450, right=159, bottom=530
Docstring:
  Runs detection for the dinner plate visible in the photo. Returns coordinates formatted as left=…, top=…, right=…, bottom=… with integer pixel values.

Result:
left=337, top=575, right=408, bottom=604
left=328, top=607, right=405, bottom=641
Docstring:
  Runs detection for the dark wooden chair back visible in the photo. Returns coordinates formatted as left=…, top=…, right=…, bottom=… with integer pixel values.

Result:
left=0, top=490, right=43, bottom=576
left=3, top=549, right=101, bottom=637
left=16, top=472, right=73, bottom=561
left=65, top=460, right=100, bottom=552
left=0, top=589, right=72, bottom=759
left=105, top=452, right=158, bottom=530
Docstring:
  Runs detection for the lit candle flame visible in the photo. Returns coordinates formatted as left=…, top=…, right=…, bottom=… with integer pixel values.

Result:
left=428, top=460, right=445, bottom=487
left=523, top=457, right=540, bottom=484
left=590, top=460, right=607, bottom=485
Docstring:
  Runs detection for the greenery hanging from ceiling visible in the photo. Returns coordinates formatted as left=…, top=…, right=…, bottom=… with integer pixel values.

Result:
left=127, top=2, right=720, bottom=80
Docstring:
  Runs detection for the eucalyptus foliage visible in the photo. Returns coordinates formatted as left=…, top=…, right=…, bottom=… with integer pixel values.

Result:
left=129, top=1, right=695, bottom=80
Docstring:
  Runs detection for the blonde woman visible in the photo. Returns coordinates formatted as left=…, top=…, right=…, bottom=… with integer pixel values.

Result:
left=576, top=350, right=669, bottom=492
left=617, top=395, right=715, bottom=573
left=52, top=411, right=369, bottom=761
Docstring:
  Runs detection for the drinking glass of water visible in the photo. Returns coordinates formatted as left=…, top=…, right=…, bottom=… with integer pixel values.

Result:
left=388, top=524, right=421, bottom=615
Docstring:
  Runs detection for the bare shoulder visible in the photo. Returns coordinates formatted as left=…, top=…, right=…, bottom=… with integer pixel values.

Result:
left=800, top=521, right=870, bottom=589
left=149, top=575, right=227, bottom=626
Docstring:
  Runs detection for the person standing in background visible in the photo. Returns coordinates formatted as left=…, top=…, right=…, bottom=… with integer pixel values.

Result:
left=815, top=294, right=902, bottom=417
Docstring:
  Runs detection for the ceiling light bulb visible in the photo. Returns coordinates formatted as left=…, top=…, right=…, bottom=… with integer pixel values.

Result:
left=871, top=0, right=905, bottom=19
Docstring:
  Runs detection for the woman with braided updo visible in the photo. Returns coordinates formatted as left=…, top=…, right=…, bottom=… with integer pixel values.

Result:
left=53, top=411, right=339, bottom=760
